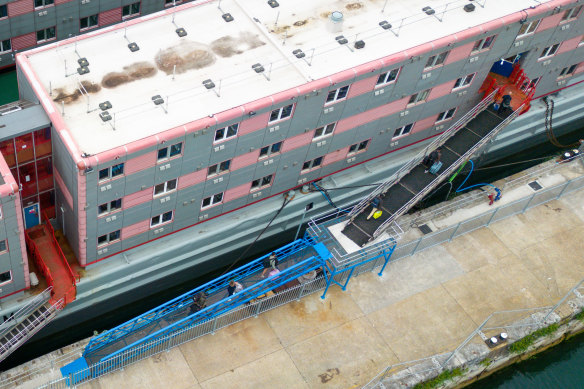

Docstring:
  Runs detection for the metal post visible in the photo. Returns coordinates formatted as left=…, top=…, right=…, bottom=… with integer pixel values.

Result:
left=486, top=207, right=498, bottom=226
left=341, top=267, right=355, bottom=290
left=294, top=206, right=308, bottom=241
left=211, top=317, right=218, bottom=334
left=449, top=223, right=461, bottom=241
left=297, top=283, right=306, bottom=301
left=254, top=300, right=262, bottom=317
left=378, top=247, right=393, bottom=276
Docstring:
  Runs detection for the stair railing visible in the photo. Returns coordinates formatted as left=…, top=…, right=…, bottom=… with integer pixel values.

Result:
left=0, top=287, right=52, bottom=339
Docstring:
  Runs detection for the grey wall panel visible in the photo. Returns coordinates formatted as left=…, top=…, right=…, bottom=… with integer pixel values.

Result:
left=341, top=92, right=373, bottom=118
left=198, top=202, right=224, bottom=220
left=79, top=3, right=101, bottom=18
left=96, top=177, right=126, bottom=204
left=9, top=14, right=35, bottom=36
left=172, top=205, right=197, bottom=230
left=150, top=191, right=177, bottom=215
left=0, top=18, right=10, bottom=37
left=154, top=159, right=182, bottom=183
left=125, top=167, right=156, bottom=194
left=16, top=68, right=37, bottom=102
left=176, top=182, right=204, bottom=203
left=123, top=202, right=152, bottom=226
left=201, top=176, right=229, bottom=198
left=227, top=165, right=256, bottom=188
left=253, top=159, right=278, bottom=181
left=121, top=231, right=148, bottom=250
left=304, top=140, right=331, bottom=161
left=328, top=129, right=358, bottom=151
left=234, top=130, right=263, bottom=156
left=221, top=196, right=246, bottom=214
left=207, top=144, right=235, bottom=166
left=286, top=95, right=326, bottom=137
left=261, top=124, right=288, bottom=147
left=96, top=240, right=121, bottom=260
left=34, top=8, right=58, bottom=30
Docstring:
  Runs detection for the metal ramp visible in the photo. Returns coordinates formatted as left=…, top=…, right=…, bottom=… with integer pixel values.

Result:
left=81, top=237, right=322, bottom=364
left=0, top=288, right=64, bottom=363
left=342, top=91, right=526, bottom=247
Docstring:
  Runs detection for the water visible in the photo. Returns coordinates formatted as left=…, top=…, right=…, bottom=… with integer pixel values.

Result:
left=0, top=68, right=18, bottom=105
left=0, top=67, right=584, bottom=387
left=468, top=331, right=584, bottom=389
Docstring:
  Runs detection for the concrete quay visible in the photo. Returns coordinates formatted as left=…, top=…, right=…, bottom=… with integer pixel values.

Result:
left=4, top=160, right=584, bottom=388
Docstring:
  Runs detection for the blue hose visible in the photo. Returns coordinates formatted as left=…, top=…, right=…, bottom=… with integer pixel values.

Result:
left=456, top=160, right=502, bottom=201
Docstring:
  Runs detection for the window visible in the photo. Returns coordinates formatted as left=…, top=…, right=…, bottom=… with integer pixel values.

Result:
left=97, top=230, right=121, bottom=246
left=348, top=140, right=370, bottom=155
left=98, top=163, right=124, bottom=181
left=34, top=0, right=54, bottom=8
left=202, top=192, right=223, bottom=208
left=259, top=141, right=282, bottom=158
left=313, top=123, right=336, bottom=140
left=0, top=5, right=7, bottom=19
left=0, top=239, right=6, bottom=253
left=539, top=44, right=560, bottom=59
left=376, top=68, right=400, bottom=86
left=424, top=51, right=449, bottom=69
left=0, top=271, right=11, bottom=285
left=517, top=19, right=540, bottom=38
left=453, top=73, right=475, bottom=89
left=165, top=0, right=182, bottom=5
left=471, top=35, right=496, bottom=53
left=157, top=142, right=182, bottom=161
left=80, top=14, right=99, bottom=31
left=269, top=104, right=293, bottom=123
left=562, top=6, right=582, bottom=21
left=154, top=179, right=177, bottom=196
left=36, top=27, right=56, bottom=43
left=214, top=123, right=239, bottom=142
left=98, top=199, right=122, bottom=215
left=558, top=64, right=578, bottom=78
left=0, top=39, right=10, bottom=53
left=122, top=2, right=141, bottom=18
left=408, top=89, right=431, bottom=105
left=325, top=85, right=350, bottom=104
left=251, top=174, right=273, bottom=191
left=301, top=156, right=323, bottom=172
left=436, top=108, right=456, bottom=123
left=393, top=123, right=413, bottom=138
left=151, top=211, right=173, bottom=227
left=207, top=160, right=231, bottom=177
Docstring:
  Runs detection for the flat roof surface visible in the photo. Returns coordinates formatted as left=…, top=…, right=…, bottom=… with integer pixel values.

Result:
left=21, top=0, right=551, bottom=155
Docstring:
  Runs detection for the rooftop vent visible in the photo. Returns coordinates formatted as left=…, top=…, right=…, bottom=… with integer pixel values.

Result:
left=379, top=20, right=392, bottom=30
left=422, top=6, right=435, bottom=15
left=335, top=35, right=348, bottom=45
left=293, top=49, right=306, bottom=59
left=202, top=79, right=216, bottom=89
left=222, top=13, right=234, bottom=22
left=252, top=63, right=265, bottom=73
left=99, top=101, right=112, bottom=111
left=327, top=11, right=344, bottom=33
left=128, top=42, right=140, bottom=52
left=99, top=111, right=112, bottom=122
left=464, top=3, right=476, bottom=12
left=267, top=0, right=279, bottom=8
left=354, top=40, right=365, bottom=49
left=77, top=58, right=89, bottom=67
left=175, top=28, right=187, bottom=37
left=152, top=95, right=164, bottom=105
left=77, top=66, right=90, bottom=75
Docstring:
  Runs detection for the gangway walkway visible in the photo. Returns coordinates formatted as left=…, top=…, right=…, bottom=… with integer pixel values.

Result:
left=81, top=237, right=321, bottom=364
left=342, top=91, right=525, bottom=247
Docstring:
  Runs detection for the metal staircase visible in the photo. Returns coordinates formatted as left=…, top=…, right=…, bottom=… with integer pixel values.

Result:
left=342, top=90, right=526, bottom=246
left=0, top=287, right=64, bottom=363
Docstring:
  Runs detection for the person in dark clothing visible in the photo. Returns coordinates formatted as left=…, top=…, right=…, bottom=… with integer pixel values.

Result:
left=190, top=292, right=207, bottom=314
left=498, top=93, right=512, bottom=114
left=367, top=195, right=382, bottom=220
left=423, top=148, right=441, bottom=173
left=261, top=253, right=278, bottom=278
left=227, top=280, right=243, bottom=296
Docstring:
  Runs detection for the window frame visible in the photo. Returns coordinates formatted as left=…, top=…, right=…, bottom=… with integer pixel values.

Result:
left=539, top=43, right=560, bottom=60
left=348, top=139, right=370, bottom=156
left=201, top=192, right=224, bottom=209
left=34, top=0, right=54, bottom=9
left=301, top=156, right=324, bottom=173
left=0, top=270, right=12, bottom=286
left=268, top=104, right=294, bottom=123
left=325, top=85, right=350, bottom=105
left=517, top=19, right=540, bottom=38
left=0, top=239, right=7, bottom=254
left=0, top=5, right=7, bottom=19
left=259, top=141, right=282, bottom=159
left=424, top=51, right=449, bottom=70
left=436, top=108, right=457, bottom=123
left=375, top=67, right=400, bottom=87
left=0, top=39, right=10, bottom=53
left=157, top=142, right=183, bottom=162
left=313, top=123, right=336, bottom=141
left=561, top=5, right=582, bottom=22
left=80, top=14, right=99, bottom=31
left=214, top=123, right=239, bottom=143
left=207, top=160, right=231, bottom=177
left=453, top=73, right=476, bottom=90
left=98, top=163, right=125, bottom=182
left=251, top=174, right=274, bottom=191
left=98, top=198, right=122, bottom=216
left=471, top=35, right=496, bottom=53
left=407, top=89, right=431, bottom=106
left=558, top=64, right=578, bottom=79
left=97, top=230, right=121, bottom=247
left=36, top=26, right=56, bottom=43
left=153, top=178, right=178, bottom=197
left=164, top=0, right=182, bottom=6
left=122, top=2, right=141, bottom=18
left=150, top=210, right=174, bottom=228
left=392, top=123, right=414, bottom=139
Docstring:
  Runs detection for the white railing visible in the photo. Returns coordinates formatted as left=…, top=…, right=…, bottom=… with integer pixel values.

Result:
left=0, top=287, right=52, bottom=340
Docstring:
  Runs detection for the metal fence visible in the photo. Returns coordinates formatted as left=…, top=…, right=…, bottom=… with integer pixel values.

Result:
left=18, top=170, right=584, bottom=388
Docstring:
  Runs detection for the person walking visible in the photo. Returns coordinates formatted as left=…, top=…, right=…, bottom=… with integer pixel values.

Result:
left=367, top=195, right=382, bottom=220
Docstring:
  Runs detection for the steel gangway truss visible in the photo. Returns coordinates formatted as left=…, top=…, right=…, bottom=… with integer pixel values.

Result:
left=342, top=90, right=526, bottom=247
